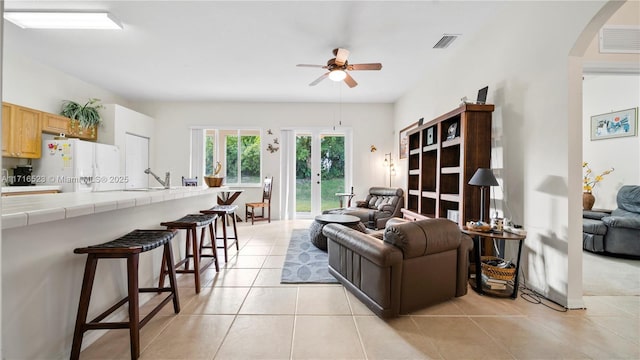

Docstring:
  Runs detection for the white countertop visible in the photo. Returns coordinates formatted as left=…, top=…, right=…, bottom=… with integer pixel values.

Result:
left=1, top=185, right=62, bottom=193
left=1, top=186, right=230, bottom=229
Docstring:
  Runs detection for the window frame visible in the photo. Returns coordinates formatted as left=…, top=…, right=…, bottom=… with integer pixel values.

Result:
left=204, top=127, right=262, bottom=187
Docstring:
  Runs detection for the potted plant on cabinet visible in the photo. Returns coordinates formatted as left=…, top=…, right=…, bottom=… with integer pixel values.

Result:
left=60, top=98, right=104, bottom=138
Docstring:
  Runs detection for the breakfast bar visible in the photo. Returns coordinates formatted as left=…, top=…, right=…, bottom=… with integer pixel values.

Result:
left=1, top=186, right=224, bottom=358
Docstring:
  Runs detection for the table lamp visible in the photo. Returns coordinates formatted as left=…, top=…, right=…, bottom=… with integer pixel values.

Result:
left=468, top=168, right=498, bottom=222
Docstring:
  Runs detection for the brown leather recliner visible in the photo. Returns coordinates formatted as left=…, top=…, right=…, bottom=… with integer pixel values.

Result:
left=325, top=187, right=404, bottom=229
left=322, top=218, right=472, bottom=318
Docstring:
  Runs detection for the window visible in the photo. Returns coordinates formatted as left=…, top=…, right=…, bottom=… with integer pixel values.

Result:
left=204, top=129, right=261, bottom=185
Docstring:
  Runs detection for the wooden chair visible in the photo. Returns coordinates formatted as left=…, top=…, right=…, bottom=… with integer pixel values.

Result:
left=245, top=177, right=273, bottom=224
left=182, top=176, right=198, bottom=186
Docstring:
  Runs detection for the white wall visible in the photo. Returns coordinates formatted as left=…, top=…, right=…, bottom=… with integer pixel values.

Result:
left=100, top=104, right=156, bottom=184
left=394, top=1, right=608, bottom=307
left=0, top=1, right=4, bottom=354
left=582, top=74, right=640, bottom=210
left=135, top=101, right=395, bottom=219
left=1, top=51, right=133, bottom=115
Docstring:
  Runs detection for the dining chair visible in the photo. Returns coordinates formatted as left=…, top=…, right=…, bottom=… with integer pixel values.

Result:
left=181, top=176, right=198, bottom=186
left=245, top=177, right=273, bottom=224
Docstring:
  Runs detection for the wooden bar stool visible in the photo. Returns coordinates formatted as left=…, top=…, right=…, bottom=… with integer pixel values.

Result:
left=201, top=205, right=239, bottom=262
left=71, top=229, right=180, bottom=360
left=159, top=213, right=219, bottom=293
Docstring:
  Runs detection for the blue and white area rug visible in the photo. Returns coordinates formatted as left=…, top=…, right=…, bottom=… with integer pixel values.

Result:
left=280, top=229, right=338, bottom=284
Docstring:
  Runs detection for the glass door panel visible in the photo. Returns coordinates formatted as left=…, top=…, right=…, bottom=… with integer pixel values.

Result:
left=320, top=134, right=345, bottom=212
left=295, top=134, right=312, bottom=215
left=294, top=130, right=349, bottom=217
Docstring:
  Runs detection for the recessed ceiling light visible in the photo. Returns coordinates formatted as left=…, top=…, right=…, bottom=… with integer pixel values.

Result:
left=3, top=11, right=123, bottom=29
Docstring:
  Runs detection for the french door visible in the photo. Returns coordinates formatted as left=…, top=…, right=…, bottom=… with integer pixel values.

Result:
left=294, top=128, right=351, bottom=217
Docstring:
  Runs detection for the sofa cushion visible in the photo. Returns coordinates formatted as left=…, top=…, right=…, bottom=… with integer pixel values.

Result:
left=583, top=218, right=607, bottom=235
left=383, top=218, right=460, bottom=259
left=617, top=185, right=640, bottom=213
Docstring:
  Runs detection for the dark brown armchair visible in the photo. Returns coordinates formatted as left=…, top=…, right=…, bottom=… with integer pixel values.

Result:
left=324, top=187, right=404, bottom=229
left=323, top=218, right=472, bottom=318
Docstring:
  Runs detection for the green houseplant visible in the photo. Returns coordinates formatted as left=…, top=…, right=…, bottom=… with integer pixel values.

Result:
left=60, top=98, right=105, bottom=129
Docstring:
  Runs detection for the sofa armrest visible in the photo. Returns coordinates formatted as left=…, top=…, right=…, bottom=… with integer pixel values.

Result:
left=355, top=200, right=369, bottom=208
left=602, top=215, right=640, bottom=230
left=583, top=210, right=610, bottom=220
left=456, top=233, right=474, bottom=297
left=323, top=224, right=402, bottom=267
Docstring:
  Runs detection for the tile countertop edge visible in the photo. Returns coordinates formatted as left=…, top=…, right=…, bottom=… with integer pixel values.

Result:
left=1, top=185, right=63, bottom=193
left=1, top=186, right=225, bottom=229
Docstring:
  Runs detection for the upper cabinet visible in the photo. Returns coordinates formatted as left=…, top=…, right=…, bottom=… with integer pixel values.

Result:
left=2, top=103, right=42, bottom=158
left=41, top=113, right=70, bottom=135
left=41, top=112, right=97, bottom=141
left=2, top=102, right=97, bottom=159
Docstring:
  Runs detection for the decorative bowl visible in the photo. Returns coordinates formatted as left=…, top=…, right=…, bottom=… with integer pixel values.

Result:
left=204, top=176, right=224, bottom=187
left=466, top=221, right=491, bottom=232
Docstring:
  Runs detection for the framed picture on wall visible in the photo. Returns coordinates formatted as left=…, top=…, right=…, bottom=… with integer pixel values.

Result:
left=591, top=107, right=638, bottom=141
left=399, top=121, right=419, bottom=159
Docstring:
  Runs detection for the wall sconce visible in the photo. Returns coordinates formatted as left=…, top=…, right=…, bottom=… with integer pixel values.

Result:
left=370, top=145, right=377, bottom=152
left=383, top=152, right=396, bottom=187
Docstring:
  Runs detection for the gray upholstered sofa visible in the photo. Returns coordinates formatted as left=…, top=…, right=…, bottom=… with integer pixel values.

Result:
left=325, top=187, right=404, bottom=229
left=583, top=185, right=640, bottom=258
left=322, top=217, right=472, bottom=318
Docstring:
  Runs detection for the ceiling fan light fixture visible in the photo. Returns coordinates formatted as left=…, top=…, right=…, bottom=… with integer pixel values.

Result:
left=328, top=69, right=347, bottom=82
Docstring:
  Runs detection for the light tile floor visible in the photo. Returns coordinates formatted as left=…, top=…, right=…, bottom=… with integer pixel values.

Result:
left=81, top=220, right=640, bottom=360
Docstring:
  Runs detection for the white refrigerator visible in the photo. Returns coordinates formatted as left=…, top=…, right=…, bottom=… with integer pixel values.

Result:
left=34, top=139, right=123, bottom=192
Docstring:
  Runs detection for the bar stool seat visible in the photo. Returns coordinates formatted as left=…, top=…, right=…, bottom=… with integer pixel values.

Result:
left=201, top=205, right=239, bottom=262
left=160, top=213, right=219, bottom=294
left=71, top=229, right=180, bottom=360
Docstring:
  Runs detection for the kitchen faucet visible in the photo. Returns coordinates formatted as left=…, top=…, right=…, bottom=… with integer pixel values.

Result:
left=144, top=168, right=171, bottom=189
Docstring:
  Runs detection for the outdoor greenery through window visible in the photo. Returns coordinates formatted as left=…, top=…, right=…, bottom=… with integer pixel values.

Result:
left=205, top=129, right=261, bottom=185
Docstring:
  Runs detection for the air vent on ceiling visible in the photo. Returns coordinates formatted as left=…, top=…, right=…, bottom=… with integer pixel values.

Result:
left=599, top=26, right=640, bottom=54
left=433, top=34, right=459, bottom=49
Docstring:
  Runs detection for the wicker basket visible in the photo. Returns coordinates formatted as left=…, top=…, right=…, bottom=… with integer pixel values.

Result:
left=481, top=256, right=516, bottom=281
left=204, top=176, right=224, bottom=187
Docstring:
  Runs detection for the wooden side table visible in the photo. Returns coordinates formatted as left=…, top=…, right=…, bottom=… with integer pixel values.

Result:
left=461, top=228, right=526, bottom=299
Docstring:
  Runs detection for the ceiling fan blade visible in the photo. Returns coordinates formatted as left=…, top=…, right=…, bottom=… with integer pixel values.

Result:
left=297, top=64, right=327, bottom=68
left=348, top=63, right=383, bottom=71
left=334, top=48, right=350, bottom=66
left=309, top=72, right=329, bottom=86
left=344, top=72, right=358, bottom=88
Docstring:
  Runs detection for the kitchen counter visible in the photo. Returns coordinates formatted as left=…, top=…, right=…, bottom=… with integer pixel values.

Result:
left=1, top=185, right=226, bottom=358
left=1, top=185, right=62, bottom=196
left=1, top=186, right=220, bottom=229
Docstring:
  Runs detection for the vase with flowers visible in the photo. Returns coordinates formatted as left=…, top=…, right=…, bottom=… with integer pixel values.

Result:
left=582, top=162, right=614, bottom=210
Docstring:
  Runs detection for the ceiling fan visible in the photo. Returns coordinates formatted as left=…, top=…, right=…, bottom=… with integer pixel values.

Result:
left=297, top=48, right=382, bottom=88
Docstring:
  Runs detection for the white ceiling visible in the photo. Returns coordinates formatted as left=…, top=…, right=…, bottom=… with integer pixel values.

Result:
left=4, top=1, right=505, bottom=103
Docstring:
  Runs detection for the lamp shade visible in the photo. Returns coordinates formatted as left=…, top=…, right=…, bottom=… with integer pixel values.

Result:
left=328, top=69, right=347, bottom=81
left=468, top=168, right=498, bottom=187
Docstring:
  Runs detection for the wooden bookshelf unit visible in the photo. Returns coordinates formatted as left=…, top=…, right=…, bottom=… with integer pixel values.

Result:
left=403, top=104, right=494, bottom=226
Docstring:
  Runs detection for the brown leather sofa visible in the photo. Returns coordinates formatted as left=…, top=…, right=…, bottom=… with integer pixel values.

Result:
left=322, top=218, right=472, bottom=318
left=325, top=187, right=404, bottom=229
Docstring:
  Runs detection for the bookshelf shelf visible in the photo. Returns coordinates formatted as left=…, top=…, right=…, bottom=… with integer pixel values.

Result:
left=403, top=104, right=494, bottom=225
